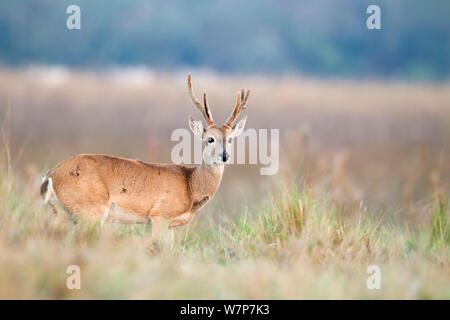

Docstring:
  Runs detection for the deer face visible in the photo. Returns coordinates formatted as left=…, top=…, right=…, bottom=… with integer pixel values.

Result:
left=189, top=117, right=247, bottom=164
left=187, top=73, right=250, bottom=165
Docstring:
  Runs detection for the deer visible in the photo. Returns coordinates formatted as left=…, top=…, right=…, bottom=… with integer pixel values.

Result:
left=40, top=74, right=250, bottom=242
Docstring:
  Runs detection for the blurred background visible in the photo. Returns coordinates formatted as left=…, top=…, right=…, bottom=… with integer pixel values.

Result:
left=0, top=0, right=449, bottom=219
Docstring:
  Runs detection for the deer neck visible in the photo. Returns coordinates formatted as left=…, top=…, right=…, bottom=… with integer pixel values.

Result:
left=191, top=163, right=224, bottom=201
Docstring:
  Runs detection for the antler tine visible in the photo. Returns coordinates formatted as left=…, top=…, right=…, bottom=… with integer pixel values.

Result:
left=225, top=91, right=241, bottom=128
left=225, top=89, right=251, bottom=128
left=187, top=74, right=214, bottom=126
left=203, top=92, right=213, bottom=121
left=240, top=89, right=251, bottom=110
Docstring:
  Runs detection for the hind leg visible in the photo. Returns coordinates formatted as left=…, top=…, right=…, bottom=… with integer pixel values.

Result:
left=52, top=168, right=110, bottom=223
left=47, top=202, right=58, bottom=215
left=41, top=177, right=78, bottom=224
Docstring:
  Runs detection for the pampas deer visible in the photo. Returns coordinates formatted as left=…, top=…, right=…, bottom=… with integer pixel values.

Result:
left=40, top=74, right=250, bottom=241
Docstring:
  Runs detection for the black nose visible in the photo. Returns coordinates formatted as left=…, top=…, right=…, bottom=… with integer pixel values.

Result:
left=222, top=152, right=230, bottom=162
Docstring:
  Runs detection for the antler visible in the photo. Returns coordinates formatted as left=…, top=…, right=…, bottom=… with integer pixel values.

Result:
left=224, top=89, right=251, bottom=128
left=187, top=74, right=214, bottom=127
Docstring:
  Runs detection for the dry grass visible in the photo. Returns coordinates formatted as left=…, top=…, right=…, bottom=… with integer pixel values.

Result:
left=0, top=67, right=449, bottom=299
left=0, top=169, right=448, bottom=299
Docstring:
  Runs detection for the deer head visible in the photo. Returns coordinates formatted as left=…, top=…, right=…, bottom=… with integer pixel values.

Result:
left=187, top=73, right=250, bottom=165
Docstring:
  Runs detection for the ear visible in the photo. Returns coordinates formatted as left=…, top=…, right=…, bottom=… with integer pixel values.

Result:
left=232, top=116, right=247, bottom=137
left=188, top=115, right=204, bottom=138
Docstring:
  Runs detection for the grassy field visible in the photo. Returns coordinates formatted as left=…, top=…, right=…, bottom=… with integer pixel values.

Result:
left=0, top=169, right=448, bottom=299
left=0, top=67, right=449, bottom=299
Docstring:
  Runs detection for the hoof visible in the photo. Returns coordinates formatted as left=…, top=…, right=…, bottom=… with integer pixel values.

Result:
left=147, top=240, right=161, bottom=254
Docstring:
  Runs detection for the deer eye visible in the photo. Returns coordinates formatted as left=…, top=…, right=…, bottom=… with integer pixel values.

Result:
left=228, top=137, right=232, bottom=143
left=207, top=137, right=215, bottom=144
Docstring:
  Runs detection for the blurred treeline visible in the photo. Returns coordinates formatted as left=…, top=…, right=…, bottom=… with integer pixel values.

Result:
left=0, top=0, right=449, bottom=80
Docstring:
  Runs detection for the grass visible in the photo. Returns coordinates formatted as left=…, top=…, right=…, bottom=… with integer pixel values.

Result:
left=0, top=68, right=448, bottom=299
left=0, top=169, right=448, bottom=299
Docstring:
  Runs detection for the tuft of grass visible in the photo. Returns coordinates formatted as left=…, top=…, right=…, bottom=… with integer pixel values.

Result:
left=429, top=196, right=449, bottom=249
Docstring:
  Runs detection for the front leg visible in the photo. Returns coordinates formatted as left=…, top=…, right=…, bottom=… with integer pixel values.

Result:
left=191, top=196, right=210, bottom=212
left=168, top=195, right=211, bottom=229
left=151, top=216, right=165, bottom=243
left=168, top=211, right=194, bottom=229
